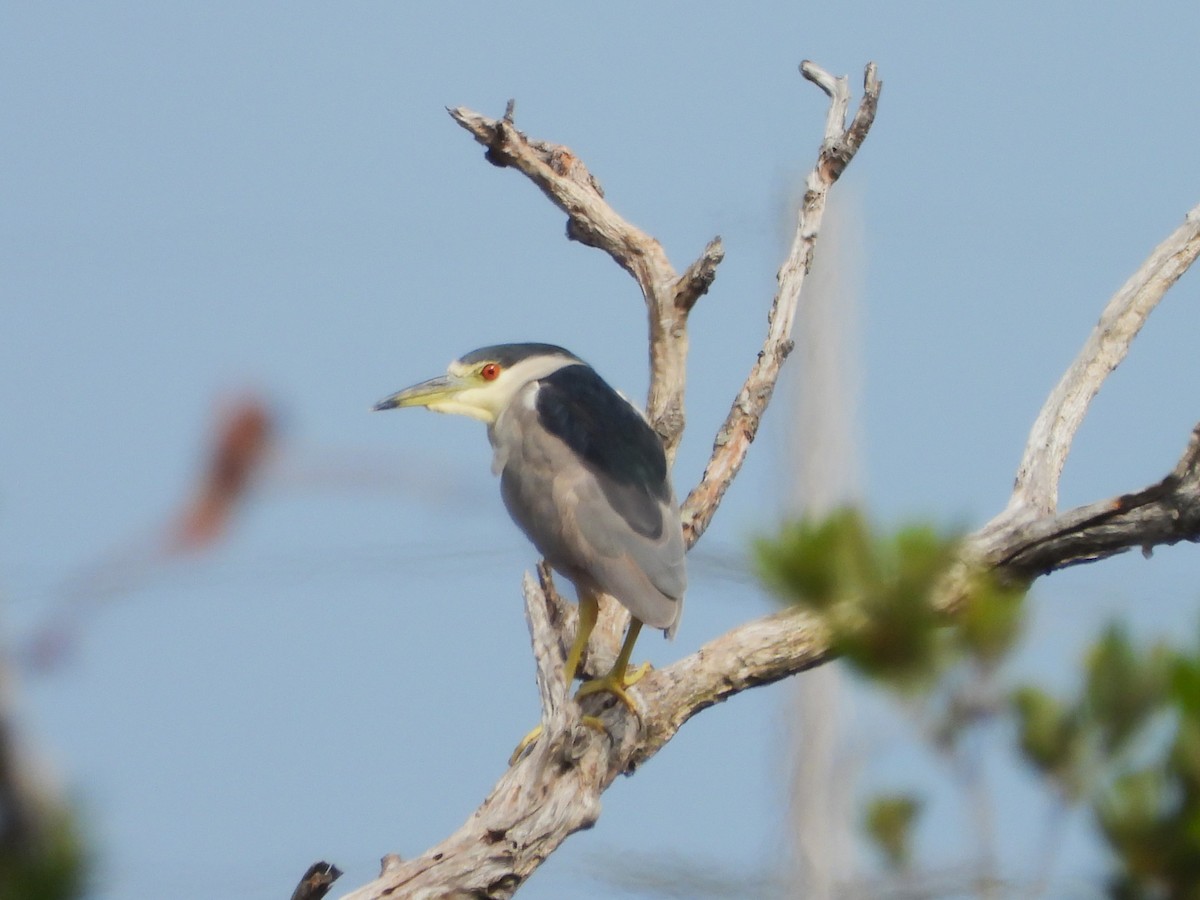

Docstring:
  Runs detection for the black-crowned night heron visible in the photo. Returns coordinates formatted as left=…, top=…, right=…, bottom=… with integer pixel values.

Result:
left=374, top=343, right=685, bottom=713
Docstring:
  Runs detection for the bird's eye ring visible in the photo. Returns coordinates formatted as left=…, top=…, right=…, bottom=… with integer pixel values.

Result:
left=480, top=363, right=501, bottom=381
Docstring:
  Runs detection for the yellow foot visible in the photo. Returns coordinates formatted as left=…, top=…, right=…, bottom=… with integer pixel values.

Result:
left=508, top=716, right=609, bottom=765
left=575, top=661, right=651, bottom=713
left=509, top=725, right=542, bottom=765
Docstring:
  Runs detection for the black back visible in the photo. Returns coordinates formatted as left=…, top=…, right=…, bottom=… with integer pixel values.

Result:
left=535, top=364, right=669, bottom=539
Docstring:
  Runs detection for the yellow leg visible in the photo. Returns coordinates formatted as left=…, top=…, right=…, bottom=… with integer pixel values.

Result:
left=509, top=592, right=602, bottom=764
left=562, top=591, right=599, bottom=685
left=575, top=618, right=650, bottom=712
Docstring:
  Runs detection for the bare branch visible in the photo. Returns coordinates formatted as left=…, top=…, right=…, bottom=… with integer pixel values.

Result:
left=334, top=62, right=1199, bottom=900
left=632, top=608, right=832, bottom=766
left=989, top=423, right=1200, bottom=574
left=1008, top=203, right=1200, bottom=516
left=447, top=105, right=716, bottom=456
left=680, top=62, right=882, bottom=548
left=447, top=107, right=669, bottom=290
left=291, top=862, right=342, bottom=900
left=673, top=236, right=725, bottom=313
left=523, top=568, right=570, bottom=724
left=927, top=418, right=1200, bottom=620
left=639, top=418, right=1200, bottom=767
left=333, top=63, right=880, bottom=900
left=336, top=608, right=833, bottom=900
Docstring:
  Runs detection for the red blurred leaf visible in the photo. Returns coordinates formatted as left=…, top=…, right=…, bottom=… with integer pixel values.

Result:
left=170, top=397, right=275, bottom=552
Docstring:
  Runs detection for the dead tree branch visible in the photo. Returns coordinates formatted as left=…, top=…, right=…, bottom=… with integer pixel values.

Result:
left=331, top=61, right=1198, bottom=900
left=680, top=61, right=881, bottom=549
left=292, top=862, right=343, bottom=900
left=335, top=61, right=878, bottom=900
left=940, top=202, right=1200, bottom=612
left=447, top=103, right=716, bottom=457
left=1007, top=204, right=1200, bottom=518
left=989, top=422, right=1200, bottom=574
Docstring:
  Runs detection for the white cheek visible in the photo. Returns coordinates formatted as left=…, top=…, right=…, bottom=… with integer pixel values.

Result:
left=428, top=399, right=494, bottom=423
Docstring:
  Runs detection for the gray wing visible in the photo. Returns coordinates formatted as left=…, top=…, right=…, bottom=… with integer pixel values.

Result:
left=569, top=467, right=686, bottom=636
left=494, top=382, right=686, bottom=636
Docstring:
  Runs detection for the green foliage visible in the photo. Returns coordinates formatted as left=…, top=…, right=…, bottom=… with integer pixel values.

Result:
left=758, top=509, right=1032, bottom=697
left=954, top=572, right=1027, bottom=668
left=1010, top=624, right=1173, bottom=801
left=755, top=507, right=876, bottom=611
left=1010, top=623, right=1200, bottom=896
left=1085, top=625, right=1171, bottom=754
left=755, top=505, right=1200, bottom=895
left=1011, top=686, right=1086, bottom=798
left=0, top=811, right=88, bottom=900
left=756, top=509, right=960, bottom=686
left=863, top=794, right=922, bottom=871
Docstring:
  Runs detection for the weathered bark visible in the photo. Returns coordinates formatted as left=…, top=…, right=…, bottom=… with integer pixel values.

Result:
left=329, top=59, right=1200, bottom=899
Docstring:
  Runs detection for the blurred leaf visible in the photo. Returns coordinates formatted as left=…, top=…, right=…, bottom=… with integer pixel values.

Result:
left=760, top=503, right=1200, bottom=896
left=889, top=524, right=955, bottom=593
left=1096, top=769, right=1179, bottom=887
left=1171, top=652, right=1200, bottom=720
left=1085, top=624, right=1170, bottom=755
left=1172, top=717, right=1200, bottom=799
left=1171, top=638, right=1200, bottom=801
left=1099, top=763, right=1200, bottom=892
left=755, top=508, right=872, bottom=610
left=835, top=582, right=942, bottom=686
left=1011, top=686, right=1085, bottom=798
left=1083, top=626, right=1200, bottom=894
left=863, top=794, right=922, bottom=871
left=0, top=812, right=88, bottom=900
left=955, top=573, right=1028, bottom=667
left=757, top=509, right=961, bottom=686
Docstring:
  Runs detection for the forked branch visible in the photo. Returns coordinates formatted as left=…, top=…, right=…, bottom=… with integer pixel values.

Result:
left=335, top=61, right=880, bottom=900
left=448, top=103, right=719, bottom=457
left=1007, top=204, right=1200, bottom=518
left=331, top=59, right=1199, bottom=900
left=990, top=422, right=1200, bottom=574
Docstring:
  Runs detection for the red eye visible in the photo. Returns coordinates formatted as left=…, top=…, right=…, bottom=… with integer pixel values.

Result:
left=480, top=363, right=501, bottom=381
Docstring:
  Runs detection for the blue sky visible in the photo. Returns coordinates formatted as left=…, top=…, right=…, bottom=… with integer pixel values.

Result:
left=2, top=3, right=1199, bottom=897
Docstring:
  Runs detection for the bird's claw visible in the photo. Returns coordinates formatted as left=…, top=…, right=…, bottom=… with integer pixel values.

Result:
left=509, top=724, right=543, bottom=765
left=574, top=660, right=651, bottom=713
left=508, top=661, right=651, bottom=764
left=507, top=714, right=610, bottom=766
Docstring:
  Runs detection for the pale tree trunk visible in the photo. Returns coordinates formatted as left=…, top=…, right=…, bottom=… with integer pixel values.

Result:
left=784, top=193, right=863, bottom=897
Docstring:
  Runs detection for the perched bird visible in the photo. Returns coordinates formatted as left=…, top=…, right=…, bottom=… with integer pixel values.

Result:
left=374, top=343, right=686, bottom=710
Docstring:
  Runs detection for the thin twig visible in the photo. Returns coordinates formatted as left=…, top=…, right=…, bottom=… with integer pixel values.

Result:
left=447, top=105, right=718, bottom=456
left=680, top=62, right=881, bottom=549
left=673, top=236, right=725, bottom=313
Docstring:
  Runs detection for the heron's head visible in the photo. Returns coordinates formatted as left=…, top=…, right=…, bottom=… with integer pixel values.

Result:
left=374, top=343, right=582, bottom=424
